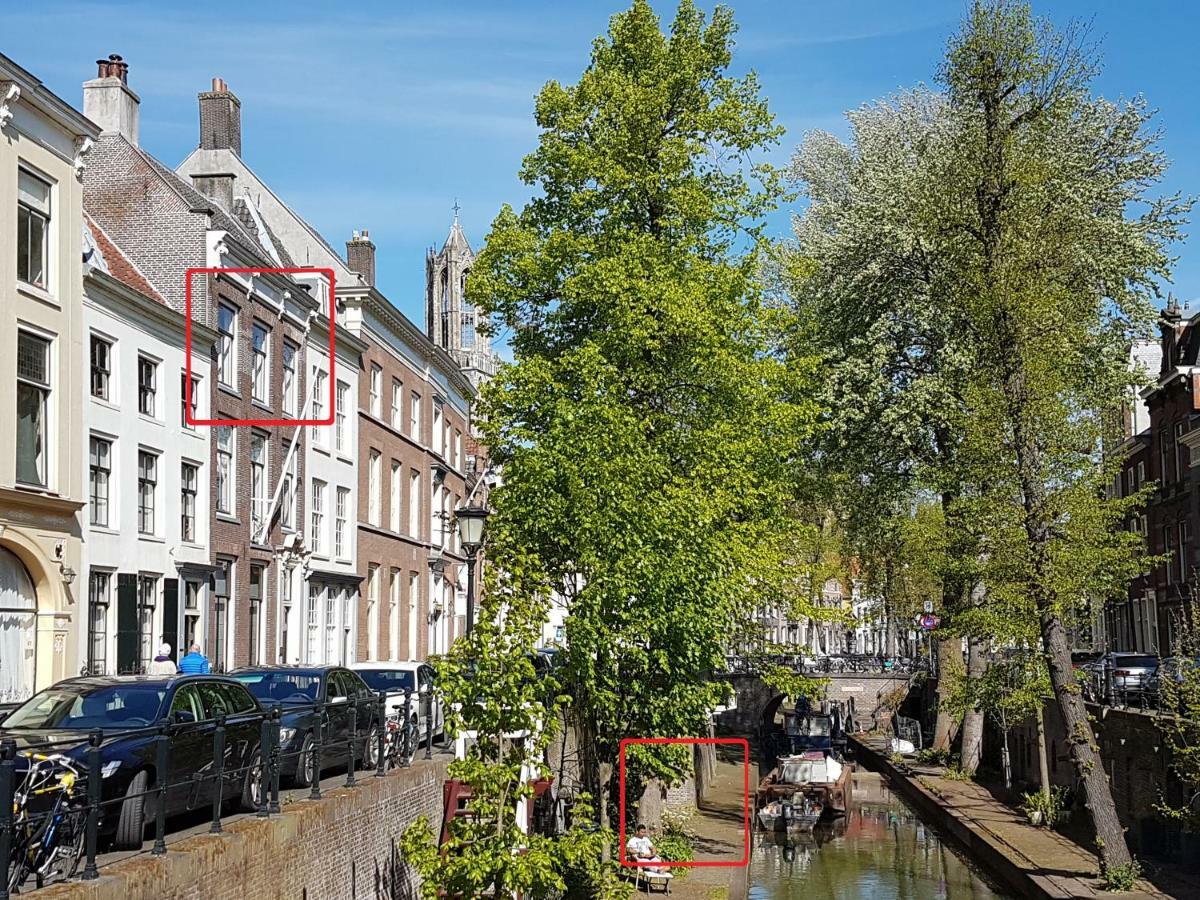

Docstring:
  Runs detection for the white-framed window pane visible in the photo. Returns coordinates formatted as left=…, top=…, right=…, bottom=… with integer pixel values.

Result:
left=368, top=451, right=381, bottom=526
left=389, top=461, right=401, bottom=532
left=282, top=341, right=297, bottom=415
left=311, top=479, right=326, bottom=554
left=335, top=486, right=349, bottom=558
left=369, top=365, right=382, bottom=417
left=216, top=425, right=235, bottom=514
left=217, top=305, right=236, bottom=386
left=91, top=336, right=110, bottom=400
left=250, top=432, right=268, bottom=537
left=89, top=436, right=111, bottom=527
left=17, top=170, right=50, bottom=289
left=335, top=381, right=348, bottom=451
left=391, top=380, right=401, bottom=429
left=137, top=451, right=157, bottom=534
left=252, top=323, right=269, bottom=402
left=181, top=462, right=198, bottom=542
left=138, top=357, right=157, bottom=416
left=16, top=331, right=51, bottom=487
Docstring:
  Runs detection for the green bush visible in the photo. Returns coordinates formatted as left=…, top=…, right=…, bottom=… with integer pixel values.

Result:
left=1101, top=860, right=1140, bottom=892
left=1020, top=786, right=1067, bottom=827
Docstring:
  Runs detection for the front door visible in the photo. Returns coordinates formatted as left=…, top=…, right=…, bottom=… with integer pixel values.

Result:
left=0, top=547, right=36, bottom=704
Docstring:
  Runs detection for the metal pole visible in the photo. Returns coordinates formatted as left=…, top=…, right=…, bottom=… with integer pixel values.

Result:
left=269, top=705, right=282, bottom=814
left=83, top=730, right=102, bottom=880
left=309, top=701, right=324, bottom=800
left=345, top=699, right=358, bottom=788
left=375, top=693, right=387, bottom=777
left=211, top=714, right=226, bottom=833
left=465, top=549, right=477, bottom=635
left=152, top=722, right=169, bottom=854
left=0, top=738, right=16, bottom=900
left=424, top=691, right=433, bottom=760
left=258, top=711, right=272, bottom=817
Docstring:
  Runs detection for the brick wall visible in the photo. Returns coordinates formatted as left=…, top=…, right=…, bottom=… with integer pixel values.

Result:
left=37, top=759, right=450, bottom=900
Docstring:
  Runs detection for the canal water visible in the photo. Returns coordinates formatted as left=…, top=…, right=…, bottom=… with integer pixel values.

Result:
left=749, top=775, right=1008, bottom=899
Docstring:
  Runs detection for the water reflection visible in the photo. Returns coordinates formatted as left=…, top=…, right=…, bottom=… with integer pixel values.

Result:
left=750, top=777, right=1007, bottom=899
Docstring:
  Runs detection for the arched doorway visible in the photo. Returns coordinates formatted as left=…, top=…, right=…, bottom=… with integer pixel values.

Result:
left=0, top=546, right=37, bottom=703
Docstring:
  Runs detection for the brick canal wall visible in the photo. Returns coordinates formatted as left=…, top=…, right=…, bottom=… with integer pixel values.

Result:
left=36, top=759, right=449, bottom=900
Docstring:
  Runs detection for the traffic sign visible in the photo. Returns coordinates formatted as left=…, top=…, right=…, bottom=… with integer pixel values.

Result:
left=923, top=600, right=934, bottom=614
left=919, top=614, right=939, bottom=630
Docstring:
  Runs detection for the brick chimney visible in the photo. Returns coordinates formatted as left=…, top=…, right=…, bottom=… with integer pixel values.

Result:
left=198, top=77, right=242, bottom=156
left=83, top=53, right=140, bottom=145
left=347, top=229, right=376, bottom=287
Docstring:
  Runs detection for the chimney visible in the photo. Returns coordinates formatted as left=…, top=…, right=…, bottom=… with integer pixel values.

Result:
left=82, top=53, right=140, bottom=145
left=198, top=77, right=242, bottom=156
left=347, top=229, right=376, bottom=287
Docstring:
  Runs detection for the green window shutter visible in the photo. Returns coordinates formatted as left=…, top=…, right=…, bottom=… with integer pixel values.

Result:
left=116, top=574, right=138, bottom=674
left=162, top=578, right=179, bottom=663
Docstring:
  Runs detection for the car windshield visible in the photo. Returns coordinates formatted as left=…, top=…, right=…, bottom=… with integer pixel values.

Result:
left=3, top=684, right=165, bottom=730
left=1114, top=656, right=1158, bottom=669
left=232, top=672, right=321, bottom=706
left=356, top=669, right=416, bottom=692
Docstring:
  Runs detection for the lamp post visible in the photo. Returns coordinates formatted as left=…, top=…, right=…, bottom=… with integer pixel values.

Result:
left=455, top=505, right=489, bottom=635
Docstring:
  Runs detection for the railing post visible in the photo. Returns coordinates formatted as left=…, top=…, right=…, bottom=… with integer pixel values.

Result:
left=0, top=738, right=16, bottom=900
left=210, top=713, right=226, bottom=833
left=375, top=692, right=387, bottom=778
left=152, top=720, right=170, bottom=855
left=258, top=710, right=271, bottom=817
left=269, top=704, right=282, bottom=814
left=82, top=729, right=102, bottom=880
left=345, top=698, right=358, bottom=788
left=424, top=691, right=433, bottom=760
left=402, top=690, right=413, bottom=767
left=309, top=700, right=324, bottom=800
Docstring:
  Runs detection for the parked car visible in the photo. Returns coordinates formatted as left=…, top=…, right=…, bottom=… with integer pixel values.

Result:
left=0, top=675, right=264, bottom=850
left=347, top=661, right=443, bottom=738
left=1146, top=656, right=1200, bottom=698
left=230, top=666, right=381, bottom=786
left=1084, top=653, right=1159, bottom=700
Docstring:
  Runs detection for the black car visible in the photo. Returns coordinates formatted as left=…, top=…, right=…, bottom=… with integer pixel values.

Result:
left=230, top=666, right=382, bottom=786
left=0, top=675, right=264, bottom=850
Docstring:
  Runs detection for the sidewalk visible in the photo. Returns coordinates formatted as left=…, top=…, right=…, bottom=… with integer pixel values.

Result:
left=852, top=735, right=1174, bottom=900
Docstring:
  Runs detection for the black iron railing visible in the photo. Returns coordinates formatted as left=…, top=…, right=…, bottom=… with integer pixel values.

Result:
left=0, top=688, right=438, bottom=897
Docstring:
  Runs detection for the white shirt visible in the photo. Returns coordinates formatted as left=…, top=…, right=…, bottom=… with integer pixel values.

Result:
left=628, top=835, right=655, bottom=858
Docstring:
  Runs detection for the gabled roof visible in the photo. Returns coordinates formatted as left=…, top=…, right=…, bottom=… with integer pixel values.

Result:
left=83, top=213, right=165, bottom=304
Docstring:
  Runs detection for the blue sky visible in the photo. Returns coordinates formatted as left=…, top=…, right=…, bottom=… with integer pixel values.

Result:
left=9, top=1, right=1199, bottom=326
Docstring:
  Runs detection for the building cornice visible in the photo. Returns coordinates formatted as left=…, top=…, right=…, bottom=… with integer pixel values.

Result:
left=85, top=268, right=219, bottom=349
left=0, top=53, right=100, bottom=140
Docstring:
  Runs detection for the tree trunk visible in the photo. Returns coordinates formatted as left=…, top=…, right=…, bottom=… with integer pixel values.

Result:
left=1035, top=704, right=1051, bottom=803
left=932, top=636, right=964, bottom=752
left=960, top=636, right=987, bottom=773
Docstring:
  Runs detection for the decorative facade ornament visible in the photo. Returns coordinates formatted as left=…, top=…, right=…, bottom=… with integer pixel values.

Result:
left=73, top=136, right=94, bottom=178
left=0, top=82, right=19, bottom=129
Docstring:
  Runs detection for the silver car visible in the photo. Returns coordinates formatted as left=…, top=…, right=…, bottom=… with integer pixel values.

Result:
left=1096, top=653, right=1159, bottom=699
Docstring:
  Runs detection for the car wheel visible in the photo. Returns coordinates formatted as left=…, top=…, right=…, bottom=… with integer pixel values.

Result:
left=240, top=748, right=264, bottom=812
left=294, top=733, right=317, bottom=787
left=114, top=770, right=149, bottom=850
left=362, top=724, right=380, bottom=769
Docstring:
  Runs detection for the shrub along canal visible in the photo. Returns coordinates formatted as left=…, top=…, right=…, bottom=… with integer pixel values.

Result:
left=749, top=773, right=1007, bottom=899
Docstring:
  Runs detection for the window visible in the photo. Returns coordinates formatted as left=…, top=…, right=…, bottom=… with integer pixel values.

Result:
left=183, top=580, right=202, bottom=653
left=1180, top=521, right=1192, bottom=584
left=217, top=305, right=236, bottom=387
left=88, top=571, right=110, bottom=675
left=367, top=564, right=380, bottom=660
left=137, top=451, right=158, bottom=535
left=16, top=331, right=51, bottom=487
left=335, top=486, right=350, bottom=558
left=454, top=430, right=462, bottom=470
left=90, top=336, right=111, bottom=400
left=389, top=568, right=401, bottom=661
left=1137, top=460, right=1147, bottom=486
left=324, top=586, right=339, bottom=664
left=137, top=574, right=157, bottom=672
left=216, top=425, right=235, bottom=515
left=281, top=450, right=297, bottom=531
left=17, top=169, right=51, bottom=289
left=368, top=450, right=381, bottom=526
left=1177, top=421, right=1190, bottom=476
left=249, top=565, right=265, bottom=666
left=409, top=469, right=421, bottom=536
left=306, top=583, right=321, bottom=663
left=409, top=571, right=420, bottom=657
left=1165, top=524, right=1176, bottom=584
left=138, top=356, right=157, bottom=416
left=335, top=381, right=349, bottom=451
left=1161, top=429, right=1172, bottom=484
left=311, top=479, right=326, bottom=555
left=370, top=364, right=382, bottom=417
left=391, top=379, right=402, bottom=428
left=433, top=399, right=444, bottom=457
left=282, top=340, right=298, bottom=416
left=390, top=460, right=401, bottom=532
left=1125, top=467, right=1134, bottom=497
left=251, top=433, right=268, bottom=538
left=311, top=367, right=327, bottom=442
left=410, top=391, right=421, bottom=439
left=180, top=462, right=198, bottom=542
left=89, top=437, right=111, bottom=527
left=252, top=323, right=269, bottom=403
left=182, top=373, right=200, bottom=428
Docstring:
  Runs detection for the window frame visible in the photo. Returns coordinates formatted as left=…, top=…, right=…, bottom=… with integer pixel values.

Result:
left=137, top=449, right=159, bottom=535
left=17, top=168, right=52, bottom=292
left=217, top=304, right=237, bottom=388
left=216, top=425, right=236, bottom=516
left=89, top=435, right=112, bottom=527
left=16, top=329, right=52, bottom=488
left=137, top=356, right=158, bottom=418
left=90, top=335, right=111, bottom=401
left=251, top=321, right=270, bottom=404
left=181, top=461, right=198, bottom=543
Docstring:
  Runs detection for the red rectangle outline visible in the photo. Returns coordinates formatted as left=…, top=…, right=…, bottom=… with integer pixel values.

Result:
left=618, top=736, right=750, bottom=868
left=184, top=267, right=337, bottom=427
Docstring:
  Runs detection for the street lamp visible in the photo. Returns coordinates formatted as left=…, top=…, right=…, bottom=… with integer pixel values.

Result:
left=455, top=505, right=490, bottom=634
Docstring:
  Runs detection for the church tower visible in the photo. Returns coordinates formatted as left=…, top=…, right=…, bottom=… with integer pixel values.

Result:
left=425, top=207, right=497, bottom=390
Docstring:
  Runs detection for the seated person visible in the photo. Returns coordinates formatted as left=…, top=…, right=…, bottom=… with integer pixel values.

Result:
left=626, top=824, right=665, bottom=874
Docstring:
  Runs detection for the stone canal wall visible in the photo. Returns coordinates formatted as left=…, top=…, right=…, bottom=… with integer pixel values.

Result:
left=36, top=758, right=450, bottom=900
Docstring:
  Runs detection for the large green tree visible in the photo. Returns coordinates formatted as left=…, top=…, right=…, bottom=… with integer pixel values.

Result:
left=471, top=0, right=818, bottom=832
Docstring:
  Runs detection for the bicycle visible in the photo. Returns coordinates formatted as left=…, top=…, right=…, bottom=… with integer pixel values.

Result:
left=7, top=752, right=87, bottom=894
left=383, top=690, right=420, bottom=769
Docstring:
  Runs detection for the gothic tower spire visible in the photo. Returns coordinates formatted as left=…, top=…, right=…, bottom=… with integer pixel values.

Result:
left=426, top=205, right=497, bottom=390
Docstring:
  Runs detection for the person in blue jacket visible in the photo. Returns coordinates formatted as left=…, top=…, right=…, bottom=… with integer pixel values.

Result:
left=178, top=643, right=211, bottom=675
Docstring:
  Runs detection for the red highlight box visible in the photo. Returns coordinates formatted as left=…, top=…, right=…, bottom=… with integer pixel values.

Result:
left=618, top=737, right=751, bottom=868
left=185, top=267, right=336, bottom=427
